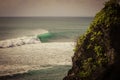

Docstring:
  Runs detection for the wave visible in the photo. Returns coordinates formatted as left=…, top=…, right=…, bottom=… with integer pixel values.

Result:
left=0, top=29, right=49, bottom=48
left=37, top=31, right=80, bottom=42
left=37, top=33, right=53, bottom=42
left=0, top=36, right=41, bottom=48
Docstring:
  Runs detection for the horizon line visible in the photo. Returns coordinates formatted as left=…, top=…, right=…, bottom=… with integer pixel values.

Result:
left=0, top=16, right=94, bottom=18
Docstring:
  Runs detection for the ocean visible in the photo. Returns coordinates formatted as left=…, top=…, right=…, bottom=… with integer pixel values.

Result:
left=0, top=17, right=93, bottom=80
left=0, top=17, right=93, bottom=42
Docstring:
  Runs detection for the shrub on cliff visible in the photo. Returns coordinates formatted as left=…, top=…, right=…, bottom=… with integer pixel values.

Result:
left=64, top=0, right=120, bottom=80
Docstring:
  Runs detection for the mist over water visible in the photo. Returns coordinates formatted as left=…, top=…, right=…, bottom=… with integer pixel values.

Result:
left=0, top=17, right=93, bottom=42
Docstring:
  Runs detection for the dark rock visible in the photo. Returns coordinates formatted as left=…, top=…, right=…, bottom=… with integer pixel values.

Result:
left=63, top=0, right=120, bottom=80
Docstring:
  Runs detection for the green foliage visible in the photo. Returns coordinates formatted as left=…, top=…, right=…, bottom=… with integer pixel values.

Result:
left=74, top=35, right=86, bottom=52
left=89, top=0, right=120, bottom=29
left=79, top=58, right=93, bottom=78
left=64, top=0, right=120, bottom=80
left=73, top=0, right=120, bottom=79
left=94, top=45, right=103, bottom=56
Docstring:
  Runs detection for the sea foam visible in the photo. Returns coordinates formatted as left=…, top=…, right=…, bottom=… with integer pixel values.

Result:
left=0, top=36, right=40, bottom=48
left=0, top=29, right=49, bottom=48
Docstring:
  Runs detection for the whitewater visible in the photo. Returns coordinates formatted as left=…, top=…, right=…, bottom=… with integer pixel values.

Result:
left=0, top=29, right=48, bottom=48
left=0, top=17, right=92, bottom=79
left=0, top=29, right=74, bottom=78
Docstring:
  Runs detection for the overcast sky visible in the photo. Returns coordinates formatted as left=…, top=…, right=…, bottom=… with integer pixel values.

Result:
left=0, top=0, right=108, bottom=17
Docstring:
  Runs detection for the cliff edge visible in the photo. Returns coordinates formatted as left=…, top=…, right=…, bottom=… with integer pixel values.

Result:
left=64, top=0, right=120, bottom=80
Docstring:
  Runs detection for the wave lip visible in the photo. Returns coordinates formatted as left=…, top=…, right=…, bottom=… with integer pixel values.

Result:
left=0, top=36, right=41, bottom=48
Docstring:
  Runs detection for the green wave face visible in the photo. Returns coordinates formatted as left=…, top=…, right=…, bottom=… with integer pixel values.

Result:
left=37, top=29, right=87, bottom=43
left=37, top=33, right=53, bottom=42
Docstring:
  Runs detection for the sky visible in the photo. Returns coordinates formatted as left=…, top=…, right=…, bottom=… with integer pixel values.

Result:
left=0, top=0, right=108, bottom=17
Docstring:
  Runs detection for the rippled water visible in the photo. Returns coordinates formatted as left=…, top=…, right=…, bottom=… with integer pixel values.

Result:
left=0, top=65, right=71, bottom=80
left=0, top=17, right=93, bottom=42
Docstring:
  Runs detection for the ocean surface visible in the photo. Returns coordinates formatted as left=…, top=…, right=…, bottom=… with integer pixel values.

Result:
left=0, top=65, right=71, bottom=80
left=0, top=17, right=93, bottom=42
left=0, top=17, right=93, bottom=80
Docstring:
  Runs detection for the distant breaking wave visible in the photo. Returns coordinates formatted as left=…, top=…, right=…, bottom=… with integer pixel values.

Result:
left=0, top=29, right=49, bottom=48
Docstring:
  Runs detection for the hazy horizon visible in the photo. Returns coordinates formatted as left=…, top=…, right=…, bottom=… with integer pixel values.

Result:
left=0, top=0, right=108, bottom=17
left=0, top=15, right=98, bottom=18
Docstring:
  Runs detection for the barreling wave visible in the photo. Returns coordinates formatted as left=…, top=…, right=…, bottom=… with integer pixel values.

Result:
left=37, top=31, right=82, bottom=42
left=37, top=33, right=53, bottom=42
left=0, top=29, right=49, bottom=48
